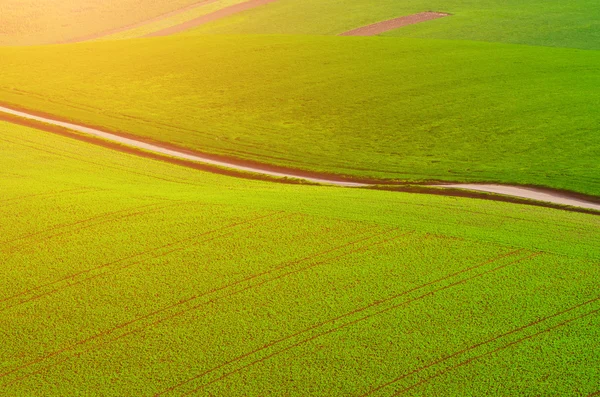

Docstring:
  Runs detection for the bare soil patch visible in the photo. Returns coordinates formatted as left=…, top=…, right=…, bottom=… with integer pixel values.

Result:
left=340, top=12, right=449, bottom=36
left=144, top=0, right=279, bottom=37
left=63, top=0, right=220, bottom=43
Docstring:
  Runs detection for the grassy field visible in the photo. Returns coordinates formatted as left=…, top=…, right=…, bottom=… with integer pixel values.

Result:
left=1, top=35, right=599, bottom=195
left=1, top=121, right=600, bottom=395
left=0, top=0, right=201, bottom=45
left=98, top=0, right=251, bottom=41
left=185, top=0, right=600, bottom=50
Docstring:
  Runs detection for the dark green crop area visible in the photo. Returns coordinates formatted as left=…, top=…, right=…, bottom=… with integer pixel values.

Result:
left=185, top=0, right=600, bottom=50
left=1, top=35, right=599, bottom=195
left=1, top=122, right=599, bottom=395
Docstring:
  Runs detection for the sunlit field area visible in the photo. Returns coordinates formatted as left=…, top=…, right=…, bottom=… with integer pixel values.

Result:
left=1, top=36, right=599, bottom=194
left=1, top=0, right=599, bottom=395
left=2, top=122, right=599, bottom=395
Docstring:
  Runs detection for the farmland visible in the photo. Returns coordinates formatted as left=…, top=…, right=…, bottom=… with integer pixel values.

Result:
left=0, top=0, right=208, bottom=46
left=1, top=121, right=600, bottom=395
left=1, top=0, right=600, bottom=394
left=186, top=0, right=600, bottom=50
left=1, top=35, right=599, bottom=195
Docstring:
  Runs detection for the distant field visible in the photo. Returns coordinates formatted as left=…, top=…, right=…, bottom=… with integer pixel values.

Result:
left=1, top=35, right=599, bottom=195
left=185, top=0, right=600, bottom=50
left=98, top=0, right=252, bottom=41
left=1, top=121, right=599, bottom=395
left=0, top=0, right=200, bottom=45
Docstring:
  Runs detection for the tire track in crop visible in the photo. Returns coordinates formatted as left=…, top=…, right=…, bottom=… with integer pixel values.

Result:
left=391, top=305, right=600, bottom=396
left=0, top=187, right=98, bottom=210
left=0, top=211, right=290, bottom=380
left=0, top=211, right=285, bottom=313
left=1, top=201, right=181, bottom=255
left=588, top=391, right=600, bottom=397
left=157, top=249, right=530, bottom=395
left=1, top=225, right=396, bottom=386
left=178, top=252, right=539, bottom=396
left=0, top=200, right=202, bottom=302
left=110, top=230, right=406, bottom=342
left=0, top=202, right=162, bottom=248
left=360, top=294, right=600, bottom=396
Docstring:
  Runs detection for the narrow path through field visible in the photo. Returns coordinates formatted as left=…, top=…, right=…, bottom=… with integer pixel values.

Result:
left=1, top=105, right=599, bottom=213
left=340, top=12, right=450, bottom=36
left=62, top=0, right=221, bottom=43
left=144, top=0, right=280, bottom=38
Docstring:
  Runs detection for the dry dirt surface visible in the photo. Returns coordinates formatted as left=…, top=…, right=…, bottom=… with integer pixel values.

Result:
left=144, top=0, right=280, bottom=37
left=63, top=0, right=221, bottom=43
left=340, top=12, right=449, bottom=36
left=1, top=104, right=599, bottom=213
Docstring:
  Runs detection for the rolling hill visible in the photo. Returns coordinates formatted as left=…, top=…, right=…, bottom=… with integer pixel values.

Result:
left=1, top=121, right=599, bottom=395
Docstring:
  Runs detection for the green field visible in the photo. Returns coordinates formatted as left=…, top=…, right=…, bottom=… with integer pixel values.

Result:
left=186, top=0, right=600, bottom=50
left=1, top=35, right=599, bottom=195
left=2, top=0, right=600, bottom=394
left=1, top=121, right=599, bottom=395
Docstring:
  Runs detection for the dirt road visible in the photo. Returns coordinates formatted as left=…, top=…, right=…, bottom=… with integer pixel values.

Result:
left=1, top=105, right=598, bottom=212
left=144, top=0, right=280, bottom=38
left=340, top=12, right=449, bottom=36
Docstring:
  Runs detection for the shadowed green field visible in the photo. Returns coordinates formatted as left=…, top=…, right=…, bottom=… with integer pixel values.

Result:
left=1, top=121, right=599, bottom=395
left=1, top=35, right=599, bottom=194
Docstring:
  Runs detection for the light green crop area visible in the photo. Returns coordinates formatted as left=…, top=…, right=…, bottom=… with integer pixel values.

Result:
left=186, top=0, right=600, bottom=50
left=0, top=0, right=201, bottom=45
left=1, top=122, right=599, bottom=395
left=1, top=35, right=599, bottom=195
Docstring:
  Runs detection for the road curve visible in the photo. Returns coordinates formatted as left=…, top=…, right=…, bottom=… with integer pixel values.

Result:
left=0, top=105, right=365, bottom=187
left=1, top=105, right=599, bottom=212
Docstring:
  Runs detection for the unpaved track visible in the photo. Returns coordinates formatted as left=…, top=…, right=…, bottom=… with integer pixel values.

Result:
left=441, top=184, right=600, bottom=212
left=62, top=0, right=221, bottom=43
left=1, top=105, right=599, bottom=213
left=144, top=0, right=279, bottom=38
left=340, top=12, right=449, bottom=36
left=0, top=105, right=364, bottom=187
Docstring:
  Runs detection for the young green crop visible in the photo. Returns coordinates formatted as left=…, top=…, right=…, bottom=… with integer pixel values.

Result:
left=1, top=35, right=599, bottom=195
left=185, top=0, right=600, bottom=50
left=1, top=121, right=599, bottom=395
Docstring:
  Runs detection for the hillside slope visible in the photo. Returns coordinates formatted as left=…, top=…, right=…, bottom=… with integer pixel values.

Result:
left=1, top=121, right=599, bottom=395
left=1, top=35, right=599, bottom=195
left=184, top=0, right=600, bottom=50
left=0, top=0, right=202, bottom=45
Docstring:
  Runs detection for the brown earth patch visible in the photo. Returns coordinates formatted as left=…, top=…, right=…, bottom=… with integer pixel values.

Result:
left=62, top=0, right=220, bottom=43
left=340, top=12, right=450, bottom=36
left=144, top=0, right=279, bottom=38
